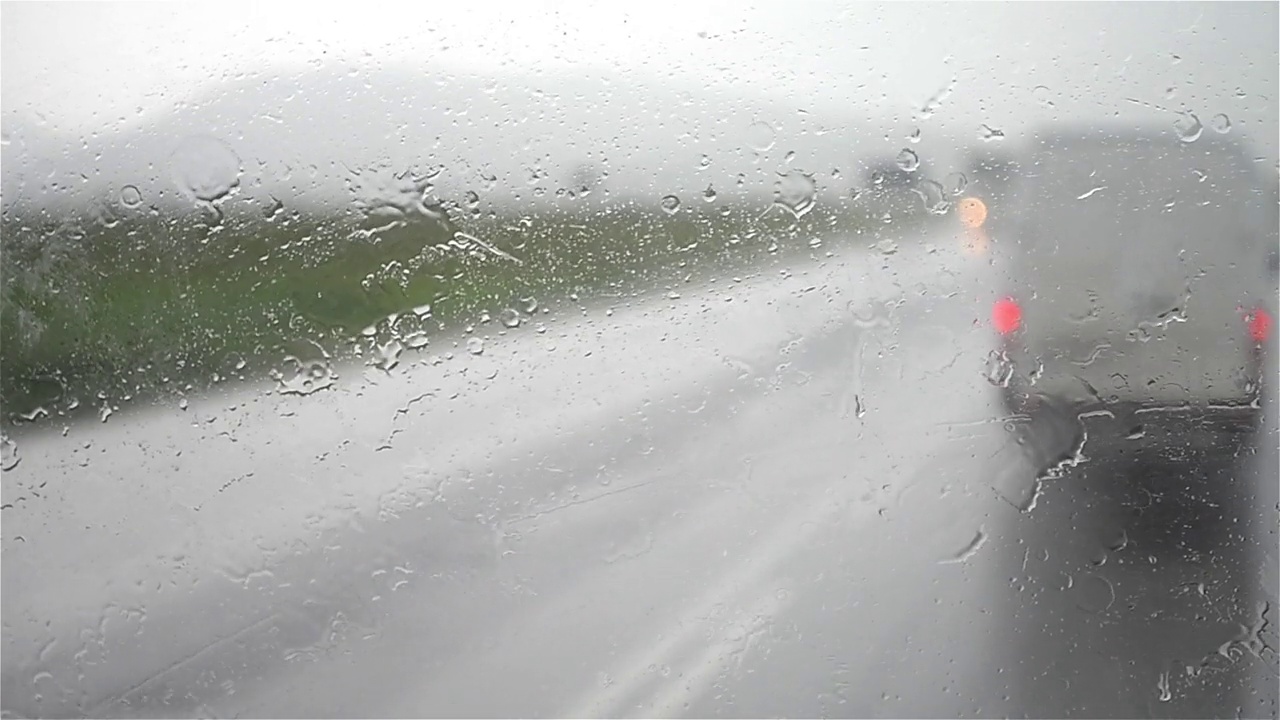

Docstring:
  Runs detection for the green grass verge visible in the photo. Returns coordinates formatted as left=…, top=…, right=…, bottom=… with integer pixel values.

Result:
left=1, top=191, right=940, bottom=421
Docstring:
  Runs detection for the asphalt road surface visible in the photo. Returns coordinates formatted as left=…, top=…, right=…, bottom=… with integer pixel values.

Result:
left=3, top=229, right=1276, bottom=719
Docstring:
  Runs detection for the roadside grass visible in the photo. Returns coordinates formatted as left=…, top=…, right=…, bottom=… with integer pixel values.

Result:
left=1, top=191, right=940, bottom=421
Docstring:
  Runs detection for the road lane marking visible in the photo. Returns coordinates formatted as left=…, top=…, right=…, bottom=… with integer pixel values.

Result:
left=641, top=590, right=791, bottom=718
left=562, top=466, right=880, bottom=718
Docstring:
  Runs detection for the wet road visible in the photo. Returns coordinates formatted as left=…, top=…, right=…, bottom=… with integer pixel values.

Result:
left=2, top=230, right=1276, bottom=718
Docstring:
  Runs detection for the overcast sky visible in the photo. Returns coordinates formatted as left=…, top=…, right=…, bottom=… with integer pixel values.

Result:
left=2, top=1, right=1276, bottom=207
left=6, top=2, right=1276, bottom=124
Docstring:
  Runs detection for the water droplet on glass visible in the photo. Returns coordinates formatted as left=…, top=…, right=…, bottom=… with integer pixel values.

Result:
left=661, top=195, right=681, bottom=215
left=263, top=196, right=284, bottom=220
left=272, top=341, right=338, bottom=396
left=179, top=397, right=190, bottom=411
left=1156, top=670, right=1172, bottom=702
left=784, top=150, right=796, bottom=165
left=895, top=148, right=919, bottom=172
left=17, top=406, right=48, bottom=423
left=404, top=331, right=430, bottom=349
left=1, top=435, right=19, bottom=471
left=914, top=179, right=950, bottom=215
left=1032, top=85, right=1055, bottom=108
left=466, top=337, right=485, bottom=355
left=170, top=135, right=242, bottom=202
left=119, top=185, right=143, bottom=208
left=699, top=155, right=712, bottom=169
left=1210, top=113, right=1231, bottom=134
left=984, top=350, right=1015, bottom=387
left=372, top=340, right=403, bottom=371
left=412, top=303, right=432, bottom=318
left=872, top=238, right=899, bottom=255
left=1192, top=168, right=1208, bottom=183
left=1174, top=112, right=1203, bottom=142
left=907, top=127, right=922, bottom=144
left=773, top=170, right=817, bottom=218
left=917, top=77, right=957, bottom=119
left=1073, top=573, right=1115, bottom=613
left=944, top=172, right=968, bottom=196
left=93, top=201, right=123, bottom=229
left=454, top=231, right=521, bottom=264
left=99, top=404, right=113, bottom=423
left=463, top=190, right=481, bottom=216
left=702, top=185, right=717, bottom=203
left=940, top=528, right=988, bottom=564
left=747, top=121, right=776, bottom=151
left=499, top=308, right=521, bottom=328
left=979, top=124, right=1006, bottom=142
left=520, top=297, right=539, bottom=314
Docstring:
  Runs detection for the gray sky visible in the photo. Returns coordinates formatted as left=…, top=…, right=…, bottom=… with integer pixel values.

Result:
left=2, top=1, right=1276, bottom=208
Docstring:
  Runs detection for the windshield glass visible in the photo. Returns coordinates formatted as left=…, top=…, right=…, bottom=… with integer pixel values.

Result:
left=2, top=3, right=1277, bottom=719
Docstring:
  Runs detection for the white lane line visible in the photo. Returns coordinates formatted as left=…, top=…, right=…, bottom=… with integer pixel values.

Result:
left=640, top=589, right=792, bottom=719
left=562, top=469, right=874, bottom=718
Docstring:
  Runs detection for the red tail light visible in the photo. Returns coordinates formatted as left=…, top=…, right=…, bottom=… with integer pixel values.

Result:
left=1245, top=307, right=1272, bottom=343
left=992, top=297, right=1022, bottom=335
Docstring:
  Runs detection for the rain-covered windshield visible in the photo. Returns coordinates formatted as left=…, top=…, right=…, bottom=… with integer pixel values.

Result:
left=2, top=3, right=1277, bottom=719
